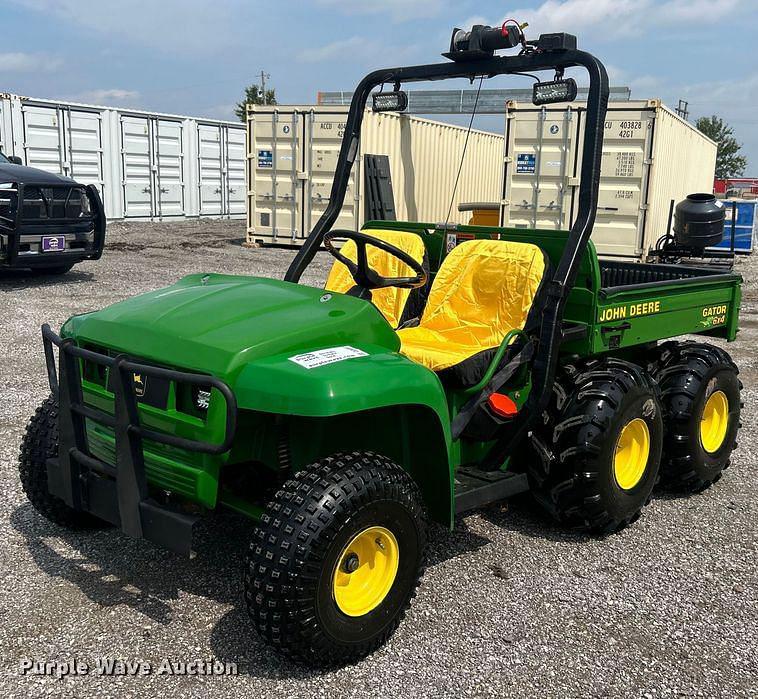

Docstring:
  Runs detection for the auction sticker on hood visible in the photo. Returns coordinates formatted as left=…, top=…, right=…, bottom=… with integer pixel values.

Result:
left=289, top=346, right=368, bottom=369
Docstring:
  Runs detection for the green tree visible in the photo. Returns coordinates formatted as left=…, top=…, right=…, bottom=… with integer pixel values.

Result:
left=235, top=84, right=277, bottom=121
left=695, top=115, right=747, bottom=179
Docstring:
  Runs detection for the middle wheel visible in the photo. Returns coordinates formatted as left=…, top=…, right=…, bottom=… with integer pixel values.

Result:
left=527, top=358, right=664, bottom=533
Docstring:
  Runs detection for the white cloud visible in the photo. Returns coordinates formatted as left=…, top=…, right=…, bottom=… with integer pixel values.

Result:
left=0, top=52, right=62, bottom=72
left=472, top=0, right=745, bottom=39
left=298, top=36, right=416, bottom=63
left=8, top=0, right=237, bottom=53
left=202, top=103, right=237, bottom=120
left=315, top=0, right=447, bottom=22
left=74, top=88, right=140, bottom=105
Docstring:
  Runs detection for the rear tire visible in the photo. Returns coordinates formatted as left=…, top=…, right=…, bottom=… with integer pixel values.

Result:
left=245, top=451, right=427, bottom=667
left=526, top=358, right=663, bottom=533
left=19, top=395, right=106, bottom=529
left=650, top=341, right=741, bottom=492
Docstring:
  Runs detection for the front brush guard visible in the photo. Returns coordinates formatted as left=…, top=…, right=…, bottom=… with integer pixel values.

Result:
left=41, top=324, right=237, bottom=555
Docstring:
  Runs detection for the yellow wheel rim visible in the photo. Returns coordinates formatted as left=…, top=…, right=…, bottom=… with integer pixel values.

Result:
left=614, top=418, right=650, bottom=490
left=700, top=390, right=729, bottom=453
left=333, top=526, right=399, bottom=617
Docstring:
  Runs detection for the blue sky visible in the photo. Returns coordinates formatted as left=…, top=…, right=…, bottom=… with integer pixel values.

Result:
left=2, top=0, right=758, bottom=170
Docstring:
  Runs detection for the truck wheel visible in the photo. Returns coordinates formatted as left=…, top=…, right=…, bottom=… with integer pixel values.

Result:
left=19, top=395, right=105, bottom=528
left=651, top=342, right=741, bottom=492
left=527, top=358, right=663, bottom=533
left=245, top=451, right=427, bottom=666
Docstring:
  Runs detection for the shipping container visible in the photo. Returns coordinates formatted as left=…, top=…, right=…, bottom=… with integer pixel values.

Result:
left=711, top=199, right=756, bottom=253
left=501, top=99, right=717, bottom=259
left=246, top=105, right=505, bottom=245
left=0, top=93, right=245, bottom=220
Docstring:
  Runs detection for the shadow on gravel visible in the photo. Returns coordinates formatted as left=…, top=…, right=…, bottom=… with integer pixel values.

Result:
left=11, top=494, right=593, bottom=679
left=474, top=496, right=596, bottom=544
left=10, top=503, right=321, bottom=679
left=0, top=269, right=94, bottom=287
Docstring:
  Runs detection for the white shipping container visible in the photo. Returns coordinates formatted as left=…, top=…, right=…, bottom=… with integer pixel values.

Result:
left=502, top=99, right=717, bottom=259
left=0, top=93, right=246, bottom=221
left=246, top=105, right=505, bottom=245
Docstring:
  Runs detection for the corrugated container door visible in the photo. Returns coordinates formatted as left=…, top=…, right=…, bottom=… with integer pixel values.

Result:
left=579, top=107, right=653, bottom=257
left=503, top=105, right=578, bottom=230
left=304, top=111, right=358, bottom=238
left=120, top=115, right=154, bottom=218
left=21, top=103, right=67, bottom=175
left=153, top=119, right=184, bottom=217
left=64, top=107, right=105, bottom=200
left=249, top=111, right=301, bottom=242
left=224, top=126, right=246, bottom=215
left=197, top=124, right=224, bottom=215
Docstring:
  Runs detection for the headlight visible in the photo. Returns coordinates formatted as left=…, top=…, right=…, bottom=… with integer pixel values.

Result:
left=79, top=190, right=92, bottom=216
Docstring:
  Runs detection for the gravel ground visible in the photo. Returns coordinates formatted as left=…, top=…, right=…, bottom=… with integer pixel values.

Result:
left=1, top=220, right=756, bottom=699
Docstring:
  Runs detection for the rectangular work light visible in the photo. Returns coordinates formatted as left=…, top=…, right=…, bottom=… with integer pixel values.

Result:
left=532, top=78, right=578, bottom=106
left=372, top=91, right=409, bottom=113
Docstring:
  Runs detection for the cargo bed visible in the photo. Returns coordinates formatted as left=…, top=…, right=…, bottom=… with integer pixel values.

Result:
left=364, top=221, right=744, bottom=358
left=591, top=260, right=742, bottom=353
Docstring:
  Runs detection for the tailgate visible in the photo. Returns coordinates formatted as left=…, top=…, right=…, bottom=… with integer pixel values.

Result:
left=592, top=271, right=742, bottom=352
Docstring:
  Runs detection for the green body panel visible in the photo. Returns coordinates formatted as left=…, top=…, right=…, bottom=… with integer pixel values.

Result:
left=61, top=273, right=456, bottom=523
left=56, top=222, right=743, bottom=529
left=592, top=277, right=742, bottom=352
left=63, top=273, right=400, bottom=376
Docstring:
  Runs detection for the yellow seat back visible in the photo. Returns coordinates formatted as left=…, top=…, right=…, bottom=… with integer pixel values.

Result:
left=325, top=228, right=426, bottom=328
left=398, top=239, right=547, bottom=372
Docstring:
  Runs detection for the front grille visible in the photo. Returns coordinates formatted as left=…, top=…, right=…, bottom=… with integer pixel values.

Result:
left=87, top=428, right=200, bottom=500
left=81, top=343, right=210, bottom=418
left=21, top=185, right=87, bottom=221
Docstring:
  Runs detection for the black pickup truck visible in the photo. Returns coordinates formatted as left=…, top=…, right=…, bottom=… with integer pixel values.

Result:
left=0, top=152, right=105, bottom=274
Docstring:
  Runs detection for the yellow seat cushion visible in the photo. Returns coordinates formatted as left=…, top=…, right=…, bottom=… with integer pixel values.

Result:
left=397, top=239, right=547, bottom=373
left=324, top=228, right=426, bottom=328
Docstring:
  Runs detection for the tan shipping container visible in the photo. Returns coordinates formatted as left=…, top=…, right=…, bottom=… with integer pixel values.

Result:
left=501, top=99, right=717, bottom=259
left=246, top=105, right=504, bottom=245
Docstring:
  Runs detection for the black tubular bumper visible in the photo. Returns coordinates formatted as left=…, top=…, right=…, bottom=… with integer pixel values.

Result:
left=3, top=184, right=106, bottom=269
left=42, top=324, right=238, bottom=555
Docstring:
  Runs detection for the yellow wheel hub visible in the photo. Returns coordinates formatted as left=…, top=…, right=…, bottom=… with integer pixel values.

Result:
left=333, top=526, right=399, bottom=617
left=614, top=418, right=650, bottom=490
left=700, top=390, right=729, bottom=453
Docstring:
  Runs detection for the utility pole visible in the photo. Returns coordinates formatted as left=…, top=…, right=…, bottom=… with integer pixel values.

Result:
left=259, top=70, right=271, bottom=105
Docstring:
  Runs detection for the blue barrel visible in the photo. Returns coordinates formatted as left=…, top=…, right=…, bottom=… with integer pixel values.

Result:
left=711, top=200, right=757, bottom=253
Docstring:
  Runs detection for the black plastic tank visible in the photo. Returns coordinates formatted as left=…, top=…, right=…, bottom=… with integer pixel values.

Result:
left=673, top=193, right=725, bottom=248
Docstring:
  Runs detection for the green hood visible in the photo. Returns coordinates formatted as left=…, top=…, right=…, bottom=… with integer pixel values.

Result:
left=63, top=274, right=400, bottom=378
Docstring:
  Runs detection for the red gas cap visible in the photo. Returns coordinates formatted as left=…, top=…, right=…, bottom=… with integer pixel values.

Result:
left=487, top=393, right=519, bottom=419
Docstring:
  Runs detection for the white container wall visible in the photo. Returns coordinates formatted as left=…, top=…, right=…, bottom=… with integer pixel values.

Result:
left=502, top=99, right=717, bottom=259
left=0, top=93, right=246, bottom=220
left=246, top=105, right=505, bottom=245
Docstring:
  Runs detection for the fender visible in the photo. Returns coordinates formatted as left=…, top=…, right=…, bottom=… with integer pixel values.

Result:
left=233, top=345, right=455, bottom=524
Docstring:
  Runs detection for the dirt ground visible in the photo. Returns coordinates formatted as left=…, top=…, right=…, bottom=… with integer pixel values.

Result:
left=0, top=219, right=755, bottom=698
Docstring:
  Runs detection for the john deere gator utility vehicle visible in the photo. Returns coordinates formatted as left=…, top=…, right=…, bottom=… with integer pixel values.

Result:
left=19, top=22, right=742, bottom=666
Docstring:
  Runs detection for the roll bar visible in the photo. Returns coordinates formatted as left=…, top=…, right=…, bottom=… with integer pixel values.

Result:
left=285, top=46, right=609, bottom=462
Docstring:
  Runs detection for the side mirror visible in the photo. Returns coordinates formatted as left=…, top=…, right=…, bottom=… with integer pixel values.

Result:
left=7, top=155, right=23, bottom=165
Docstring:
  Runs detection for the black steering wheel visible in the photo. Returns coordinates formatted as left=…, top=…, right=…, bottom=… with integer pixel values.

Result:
left=323, top=230, right=427, bottom=292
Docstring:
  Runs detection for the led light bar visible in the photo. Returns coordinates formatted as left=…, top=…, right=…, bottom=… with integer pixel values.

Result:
left=372, top=91, right=409, bottom=113
left=532, top=78, right=578, bottom=106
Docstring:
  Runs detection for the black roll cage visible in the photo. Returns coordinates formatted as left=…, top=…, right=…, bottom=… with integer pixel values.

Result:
left=284, top=46, right=609, bottom=462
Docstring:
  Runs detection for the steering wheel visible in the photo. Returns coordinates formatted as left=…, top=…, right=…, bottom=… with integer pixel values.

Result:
left=323, top=230, right=428, bottom=292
